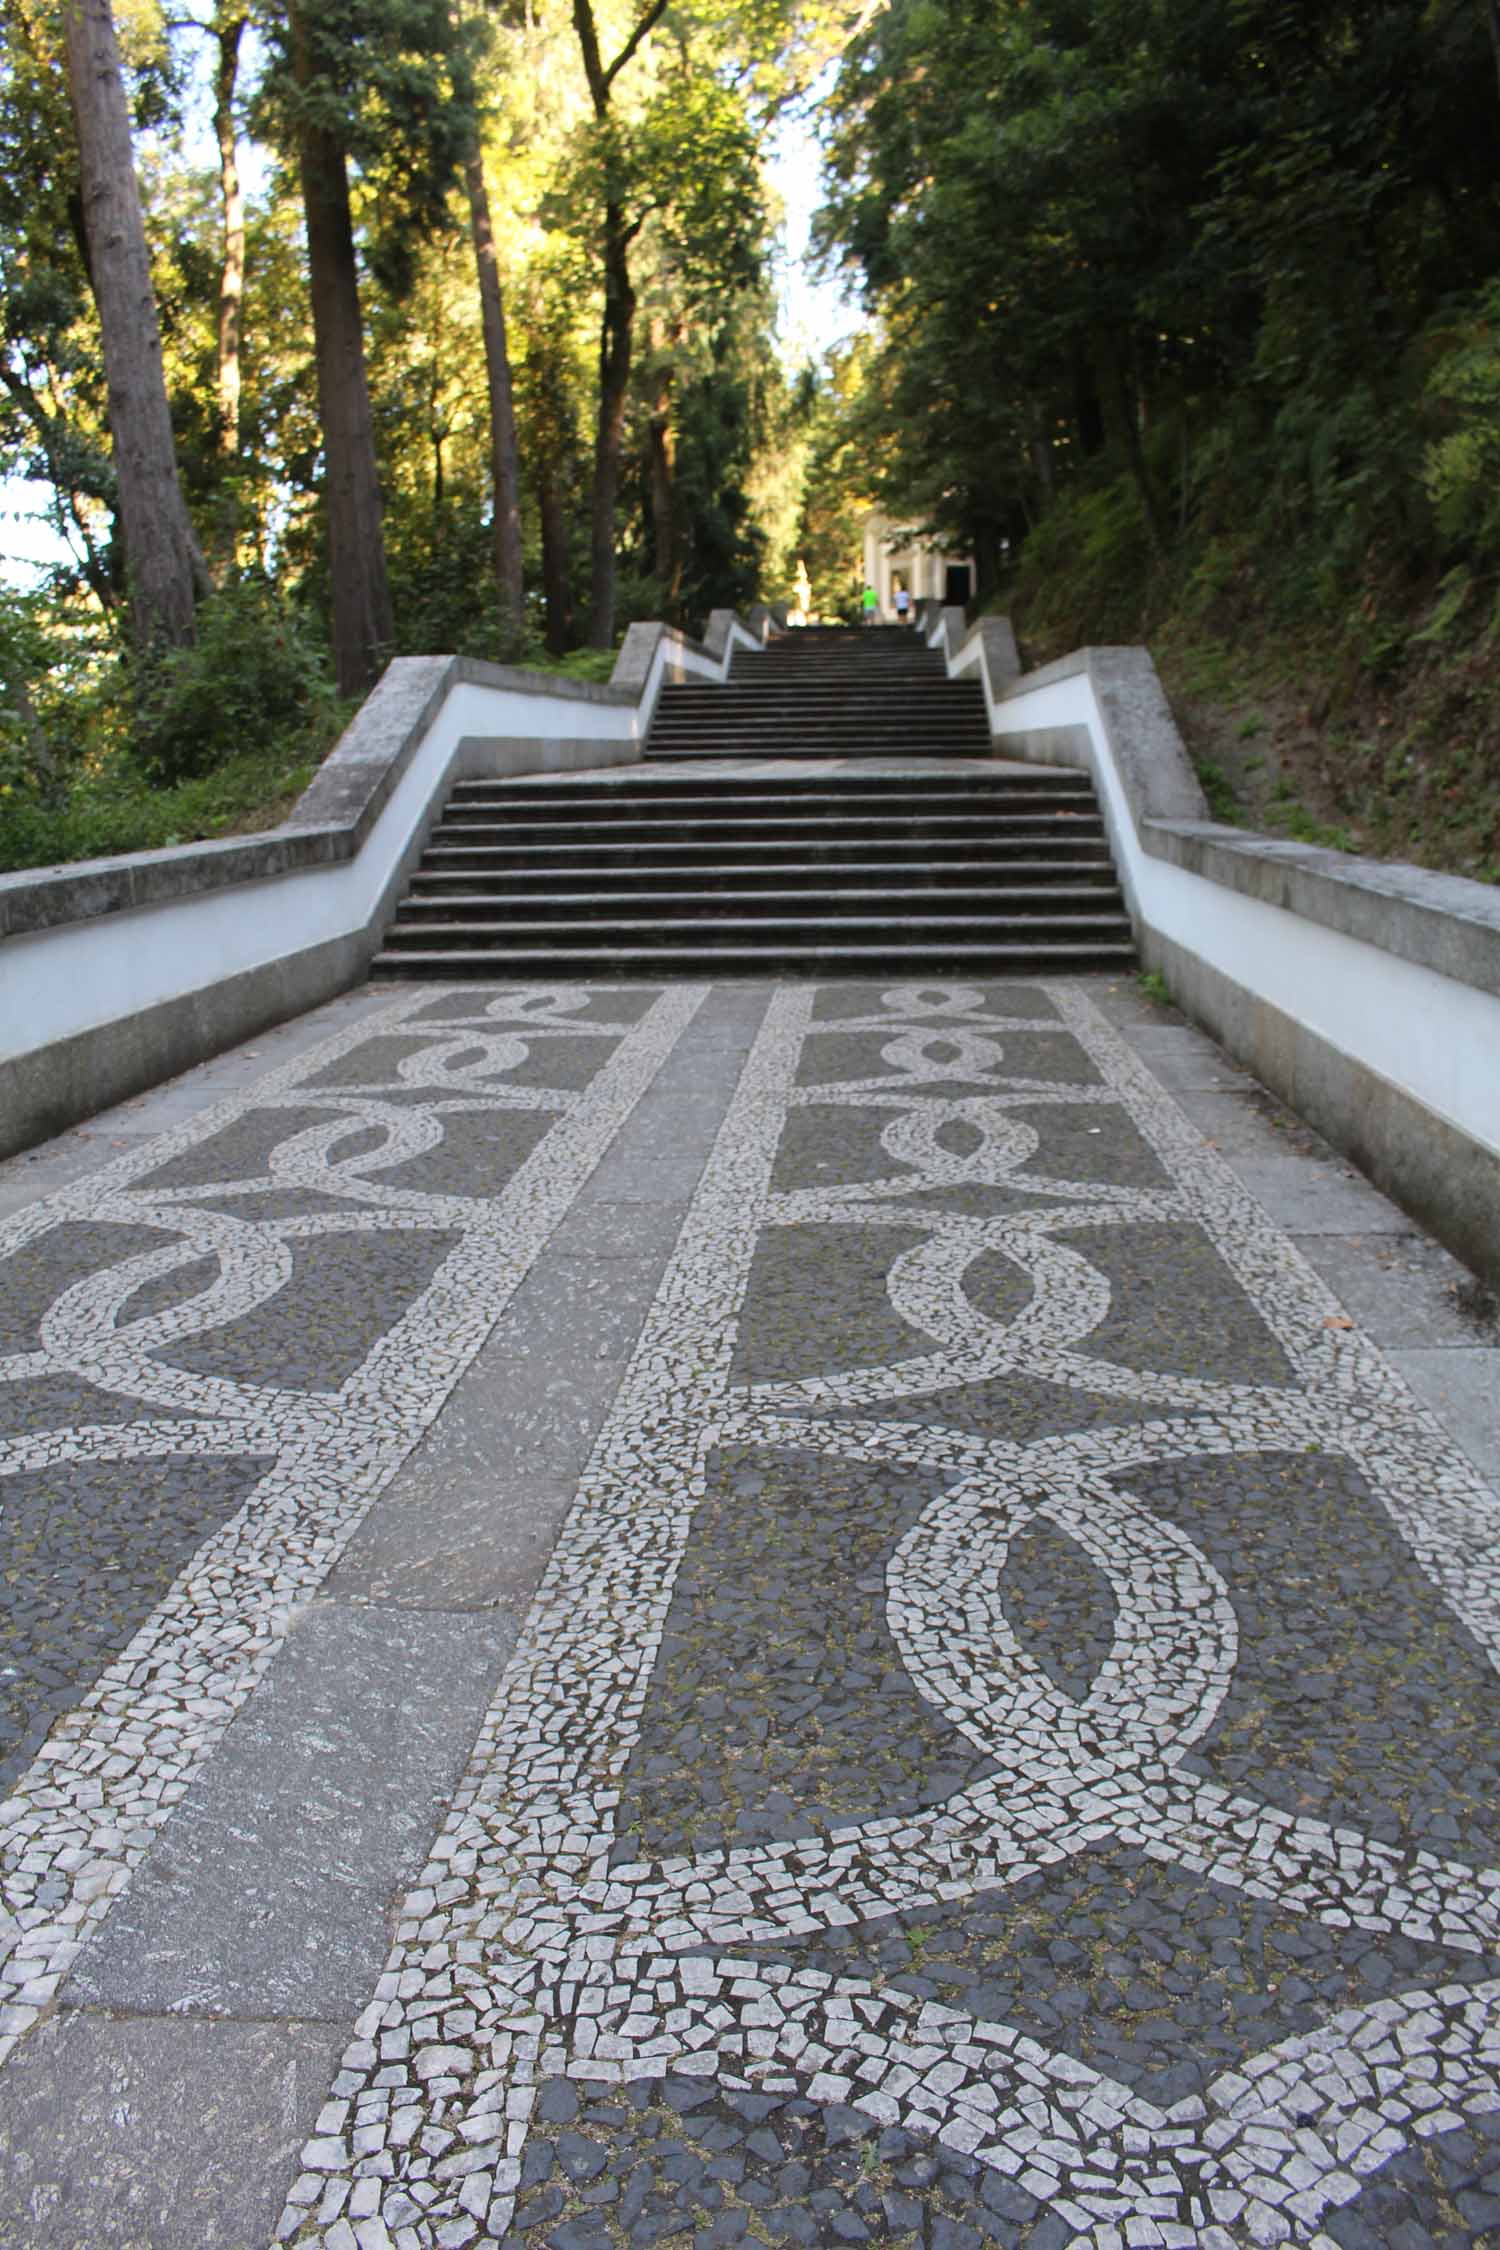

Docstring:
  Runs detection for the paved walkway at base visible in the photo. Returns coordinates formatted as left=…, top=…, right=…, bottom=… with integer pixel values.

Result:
left=0, top=977, right=1498, bottom=2250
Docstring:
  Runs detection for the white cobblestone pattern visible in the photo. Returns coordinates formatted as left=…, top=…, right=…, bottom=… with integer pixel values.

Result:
left=276, top=982, right=1500, bottom=2247
left=0, top=983, right=706, bottom=2066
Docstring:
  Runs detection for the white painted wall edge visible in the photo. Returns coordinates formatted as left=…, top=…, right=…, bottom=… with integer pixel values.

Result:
left=923, top=619, right=1500, bottom=1163
left=0, top=616, right=766, bottom=1073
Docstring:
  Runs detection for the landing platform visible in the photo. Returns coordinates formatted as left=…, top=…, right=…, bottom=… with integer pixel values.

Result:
left=0, top=975, right=1496, bottom=2247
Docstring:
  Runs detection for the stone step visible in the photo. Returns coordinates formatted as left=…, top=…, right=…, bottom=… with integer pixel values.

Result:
left=394, top=883, right=1122, bottom=925
left=647, top=738, right=998, bottom=756
left=665, top=676, right=972, bottom=692
left=380, top=909, right=1133, bottom=951
left=440, top=783, right=1083, bottom=810
left=444, top=772, right=1092, bottom=803
left=371, top=936, right=1138, bottom=977
left=440, top=788, right=1094, bottom=823
left=646, top=717, right=992, bottom=735
left=408, top=856, right=1117, bottom=895
left=431, top=814, right=1104, bottom=847
left=420, top=836, right=1115, bottom=871
left=652, top=692, right=986, bottom=710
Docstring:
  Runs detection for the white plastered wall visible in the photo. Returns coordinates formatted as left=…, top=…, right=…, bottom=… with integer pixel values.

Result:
left=930, top=635, right=1500, bottom=1166
left=1, top=621, right=759, bottom=1071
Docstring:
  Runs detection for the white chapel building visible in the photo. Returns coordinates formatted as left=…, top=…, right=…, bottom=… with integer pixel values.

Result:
left=859, top=511, right=975, bottom=616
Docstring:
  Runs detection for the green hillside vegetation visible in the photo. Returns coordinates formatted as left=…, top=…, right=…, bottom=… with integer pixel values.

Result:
left=812, top=0, right=1500, bottom=884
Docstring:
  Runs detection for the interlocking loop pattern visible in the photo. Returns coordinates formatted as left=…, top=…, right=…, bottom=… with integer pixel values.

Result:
left=0, top=984, right=705, bottom=2066
left=281, top=981, right=1500, bottom=2249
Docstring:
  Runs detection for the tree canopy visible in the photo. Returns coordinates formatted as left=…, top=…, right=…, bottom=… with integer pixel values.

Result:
left=4, top=0, right=1499, bottom=879
left=812, top=0, right=1500, bottom=611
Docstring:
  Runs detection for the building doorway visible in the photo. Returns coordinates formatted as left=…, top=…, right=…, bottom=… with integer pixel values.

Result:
left=943, top=564, right=972, bottom=606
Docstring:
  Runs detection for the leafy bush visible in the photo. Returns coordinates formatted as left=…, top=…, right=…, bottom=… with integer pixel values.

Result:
left=0, top=742, right=328, bottom=875
left=131, top=579, right=339, bottom=787
left=1422, top=283, right=1500, bottom=567
left=1010, top=473, right=1157, bottom=652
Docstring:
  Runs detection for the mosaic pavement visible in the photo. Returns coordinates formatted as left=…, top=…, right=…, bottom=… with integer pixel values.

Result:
left=1, top=978, right=1498, bottom=2248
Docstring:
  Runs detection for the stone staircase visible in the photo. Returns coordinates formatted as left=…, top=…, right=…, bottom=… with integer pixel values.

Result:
left=373, top=625, right=1135, bottom=978
left=647, top=624, right=992, bottom=759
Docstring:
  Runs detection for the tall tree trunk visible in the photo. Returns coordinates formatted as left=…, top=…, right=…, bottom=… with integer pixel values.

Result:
left=213, top=10, right=246, bottom=455
left=288, top=0, right=393, bottom=697
left=464, top=143, right=524, bottom=651
left=1486, top=0, right=1500, bottom=106
left=647, top=338, right=675, bottom=595
left=586, top=210, right=635, bottom=648
left=571, top=0, right=666, bottom=649
left=1111, top=349, right=1164, bottom=554
left=539, top=457, right=573, bottom=656
left=62, top=0, right=205, bottom=649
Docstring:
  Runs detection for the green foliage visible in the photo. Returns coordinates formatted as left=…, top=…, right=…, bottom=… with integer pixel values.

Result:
left=525, top=645, right=617, bottom=683
left=381, top=492, right=510, bottom=662
left=256, top=0, right=482, bottom=299
left=1194, top=760, right=1240, bottom=825
left=0, top=741, right=328, bottom=875
left=1011, top=474, right=1159, bottom=648
left=130, top=579, right=340, bottom=787
left=1423, top=284, right=1500, bottom=567
left=668, top=337, right=767, bottom=629
left=816, top=0, right=1500, bottom=627
left=0, top=578, right=347, bottom=875
left=0, top=587, right=72, bottom=806
left=1264, top=797, right=1358, bottom=854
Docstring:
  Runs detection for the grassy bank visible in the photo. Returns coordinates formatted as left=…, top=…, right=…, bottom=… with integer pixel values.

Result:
left=0, top=619, right=623, bottom=879
left=1006, top=495, right=1500, bottom=889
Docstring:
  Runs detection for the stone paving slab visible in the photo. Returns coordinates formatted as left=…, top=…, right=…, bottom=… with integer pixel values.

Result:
left=0, top=974, right=1497, bottom=2249
left=1390, top=1349, right=1500, bottom=1492
left=66, top=1601, right=506, bottom=2020
left=0, top=2010, right=346, bottom=2248
left=1294, top=1230, right=1500, bottom=1350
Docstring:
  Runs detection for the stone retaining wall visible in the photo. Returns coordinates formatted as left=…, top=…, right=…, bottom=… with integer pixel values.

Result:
left=928, top=613, right=1500, bottom=1285
left=0, top=611, right=768, bottom=1158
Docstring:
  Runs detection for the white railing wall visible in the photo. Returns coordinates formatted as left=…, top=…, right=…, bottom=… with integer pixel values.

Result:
left=925, top=612, right=1500, bottom=1284
left=0, top=608, right=770, bottom=1157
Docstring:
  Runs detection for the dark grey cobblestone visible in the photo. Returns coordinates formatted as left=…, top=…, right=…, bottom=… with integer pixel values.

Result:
left=725, top=1850, right=1500, bottom=2110
left=733, top=1228, right=944, bottom=1386
left=165, top=1230, right=461, bottom=1391
left=1138, top=1448, right=1500, bottom=1864
left=1066, top=1222, right=1294, bottom=1386
left=613, top=1444, right=993, bottom=1864
left=794, top=1032, right=1102, bottom=1092
left=810, top=984, right=1062, bottom=1026
left=770, top=1102, right=1171, bottom=1200
left=0, top=1221, right=176, bottom=1352
left=0, top=1454, right=271, bottom=1793
left=504, top=2074, right=1046, bottom=2249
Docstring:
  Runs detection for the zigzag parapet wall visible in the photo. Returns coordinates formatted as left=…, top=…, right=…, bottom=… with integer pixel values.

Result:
left=926, top=610, right=1500, bottom=1286
left=0, top=610, right=771, bottom=1159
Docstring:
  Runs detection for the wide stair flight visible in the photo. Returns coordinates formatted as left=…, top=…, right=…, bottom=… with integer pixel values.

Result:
left=374, top=626, right=1136, bottom=978
left=648, top=622, right=992, bottom=759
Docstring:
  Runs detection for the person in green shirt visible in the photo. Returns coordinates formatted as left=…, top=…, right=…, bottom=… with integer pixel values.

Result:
left=861, top=584, right=878, bottom=625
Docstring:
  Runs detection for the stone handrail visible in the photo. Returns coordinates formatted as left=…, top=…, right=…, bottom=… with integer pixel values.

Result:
left=0, top=608, right=772, bottom=1156
left=924, top=611, right=1500, bottom=1283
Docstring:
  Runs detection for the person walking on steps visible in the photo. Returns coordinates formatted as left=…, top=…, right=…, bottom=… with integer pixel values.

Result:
left=894, top=582, right=911, bottom=625
left=861, top=584, right=878, bottom=626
